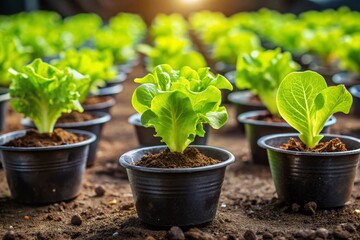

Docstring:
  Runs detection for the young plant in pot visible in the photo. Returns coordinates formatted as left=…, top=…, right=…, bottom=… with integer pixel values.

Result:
left=236, top=49, right=336, bottom=164
left=336, top=35, right=360, bottom=116
left=22, top=55, right=113, bottom=167
left=53, top=48, right=122, bottom=103
left=137, top=36, right=207, bottom=72
left=2, top=58, right=96, bottom=204
left=0, top=34, right=30, bottom=131
left=121, top=64, right=235, bottom=227
left=129, top=64, right=227, bottom=146
left=53, top=48, right=116, bottom=113
left=258, top=71, right=360, bottom=208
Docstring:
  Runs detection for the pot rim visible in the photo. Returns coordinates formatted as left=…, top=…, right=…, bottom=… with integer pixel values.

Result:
left=349, top=84, right=360, bottom=98
left=107, top=72, right=127, bottom=84
left=257, top=133, right=360, bottom=156
left=119, top=145, right=235, bottom=173
left=83, top=96, right=116, bottom=110
left=93, top=84, right=123, bottom=97
left=21, top=111, right=111, bottom=128
left=0, top=129, right=96, bottom=151
left=227, top=91, right=264, bottom=107
left=0, top=87, right=10, bottom=102
left=238, top=110, right=337, bottom=128
left=128, top=113, right=142, bottom=126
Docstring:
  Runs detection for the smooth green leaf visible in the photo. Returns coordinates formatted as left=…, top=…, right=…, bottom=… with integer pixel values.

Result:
left=277, top=71, right=352, bottom=148
left=235, top=49, right=300, bottom=117
left=141, top=91, right=198, bottom=152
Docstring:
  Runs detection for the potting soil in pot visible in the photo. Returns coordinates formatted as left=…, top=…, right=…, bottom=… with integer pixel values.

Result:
left=83, top=96, right=113, bottom=106
left=5, top=128, right=86, bottom=147
left=57, top=111, right=97, bottom=123
left=279, top=137, right=347, bottom=152
left=137, top=147, right=221, bottom=168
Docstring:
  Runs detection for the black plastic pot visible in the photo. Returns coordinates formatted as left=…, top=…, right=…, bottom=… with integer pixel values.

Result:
left=128, top=113, right=209, bottom=147
left=119, top=145, right=235, bottom=227
left=238, top=110, right=336, bottom=165
left=228, top=91, right=266, bottom=128
left=309, top=63, right=340, bottom=86
left=116, top=58, right=139, bottom=74
left=101, top=73, right=127, bottom=88
left=83, top=96, right=116, bottom=114
left=214, top=62, right=235, bottom=75
left=0, top=129, right=96, bottom=204
left=332, top=72, right=360, bottom=88
left=349, top=85, right=360, bottom=117
left=0, top=88, right=10, bottom=132
left=21, top=111, right=110, bottom=167
left=258, top=133, right=360, bottom=208
left=222, top=70, right=236, bottom=104
left=92, top=84, right=123, bottom=98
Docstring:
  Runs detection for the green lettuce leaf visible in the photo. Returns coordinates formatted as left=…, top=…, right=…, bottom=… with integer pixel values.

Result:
left=235, top=49, right=300, bottom=117
left=9, top=59, right=89, bottom=133
left=132, top=64, right=232, bottom=152
left=277, top=71, right=352, bottom=148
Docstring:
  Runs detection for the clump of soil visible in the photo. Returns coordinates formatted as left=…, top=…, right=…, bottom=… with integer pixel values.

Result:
left=83, top=96, right=112, bottom=106
left=136, top=147, right=221, bottom=168
left=57, top=111, right=96, bottom=123
left=251, top=112, right=285, bottom=123
left=5, top=128, right=86, bottom=147
left=249, top=94, right=261, bottom=103
left=279, top=137, right=347, bottom=152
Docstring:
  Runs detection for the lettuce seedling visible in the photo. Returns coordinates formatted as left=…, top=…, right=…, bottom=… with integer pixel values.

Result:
left=150, top=13, right=188, bottom=38
left=211, top=30, right=262, bottom=66
left=235, top=49, right=300, bottom=117
left=0, top=34, right=30, bottom=87
left=52, top=48, right=117, bottom=102
left=338, top=34, right=360, bottom=74
left=95, top=29, right=137, bottom=64
left=109, top=13, right=147, bottom=44
left=132, top=64, right=233, bottom=153
left=9, top=59, right=90, bottom=133
left=277, top=71, right=352, bottom=148
left=138, top=36, right=207, bottom=71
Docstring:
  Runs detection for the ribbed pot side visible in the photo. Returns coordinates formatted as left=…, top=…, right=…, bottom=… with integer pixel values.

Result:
left=120, top=145, right=235, bottom=227
left=258, top=134, right=360, bottom=208
left=0, top=129, right=96, bottom=204
left=21, top=112, right=111, bottom=167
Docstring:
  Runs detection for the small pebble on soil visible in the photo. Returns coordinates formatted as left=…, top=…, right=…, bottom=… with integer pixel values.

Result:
left=304, top=201, right=317, bottom=215
left=70, top=214, right=82, bottom=226
left=184, top=228, right=214, bottom=240
left=243, top=230, right=256, bottom=240
left=166, top=226, right=185, bottom=240
left=94, top=185, right=106, bottom=197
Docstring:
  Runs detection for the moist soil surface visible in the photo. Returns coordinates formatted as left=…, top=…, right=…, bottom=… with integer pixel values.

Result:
left=136, top=147, right=220, bottom=168
left=5, top=128, right=86, bottom=147
left=1, top=64, right=360, bottom=240
left=250, top=112, right=285, bottom=123
left=58, top=111, right=97, bottom=123
left=280, top=137, right=348, bottom=152
left=83, top=96, right=113, bottom=106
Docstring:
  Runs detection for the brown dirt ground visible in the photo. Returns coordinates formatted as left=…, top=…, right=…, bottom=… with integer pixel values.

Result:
left=0, top=64, right=360, bottom=240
